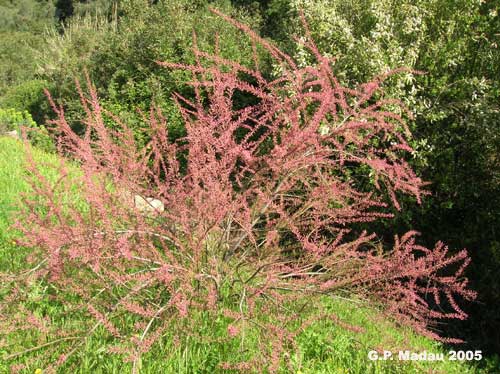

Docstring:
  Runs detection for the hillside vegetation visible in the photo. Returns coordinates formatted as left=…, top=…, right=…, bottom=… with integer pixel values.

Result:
left=0, top=0, right=499, bottom=372
left=0, top=136, right=493, bottom=374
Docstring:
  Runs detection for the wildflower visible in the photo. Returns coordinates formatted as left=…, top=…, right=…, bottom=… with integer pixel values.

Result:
left=227, top=324, right=239, bottom=337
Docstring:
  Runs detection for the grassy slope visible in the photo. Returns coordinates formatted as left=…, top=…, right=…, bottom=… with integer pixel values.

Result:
left=0, top=137, right=490, bottom=373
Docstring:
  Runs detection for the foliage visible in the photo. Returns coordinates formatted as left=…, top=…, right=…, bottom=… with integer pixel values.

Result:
left=0, top=12, right=475, bottom=373
left=0, top=108, right=54, bottom=152
left=0, top=137, right=483, bottom=374
left=0, top=0, right=56, bottom=97
left=0, top=0, right=118, bottom=130
left=0, top=31, right=46, bottom=97
left=0, top=80, right=53, bottom=124
left=0, top=108, right=36, bottom=134
left=265, top=0, right=500, bottom=352
left=28, top=0, right=265, bottom=146
left=31, top=7, right=118, bottom=134
left=84, top=0, right=265, bottom=143
left=0, top=0, right=56, bottom=33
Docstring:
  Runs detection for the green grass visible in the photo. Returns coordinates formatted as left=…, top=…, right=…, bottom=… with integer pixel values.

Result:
left=0, top=136, right=496, bottom=374
left=0, top=137, right=62, bottom=270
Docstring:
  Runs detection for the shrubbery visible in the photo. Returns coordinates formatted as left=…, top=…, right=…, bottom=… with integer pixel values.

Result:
left=1, top=12, right=476, bottom=373
left=265, top=0, right=500, bottom=350
left=0, top=108, right=54, bottom=152
left=0, top=0, right=497, bottom=365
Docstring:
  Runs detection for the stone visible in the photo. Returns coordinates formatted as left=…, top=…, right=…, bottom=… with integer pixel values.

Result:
left=5, top=130, right=20, bottom=140
left=134, top=195, right=164, bottom=213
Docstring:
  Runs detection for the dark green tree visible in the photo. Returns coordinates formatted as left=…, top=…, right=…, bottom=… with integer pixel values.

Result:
left=55, top=0, right=74, bottom=23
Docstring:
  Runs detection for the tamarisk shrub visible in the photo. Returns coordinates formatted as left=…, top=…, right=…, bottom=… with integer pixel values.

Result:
left=1, top=9, right=475, bottom=373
